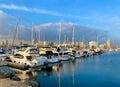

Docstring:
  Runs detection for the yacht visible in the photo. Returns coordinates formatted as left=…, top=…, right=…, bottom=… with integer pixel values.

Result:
left=58, top=55, right=70, bottom=61
left=0, top=48, right=7, bottom=62
left=9, top=47, right=48, bottom=68
left=69, top=53, right=81, bottom=58
left=47, top=57, right=60, bottom=63
left=39, top=48, right=47, bottom=56
left=0, top=48, right=10, bottom=62
left=52, top=50, right=70, bottom=61
left=80, top=50, right=89, bottom=57
left=94, top=48, right=103, bottom=55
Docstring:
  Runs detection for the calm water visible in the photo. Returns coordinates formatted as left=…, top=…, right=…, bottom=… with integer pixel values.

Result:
left=19, top=52, right=120, bottom=87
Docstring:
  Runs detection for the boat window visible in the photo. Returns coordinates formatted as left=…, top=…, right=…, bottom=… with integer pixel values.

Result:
left=0, top=49, right=4, bottom=54
left=29, top=49, right=39, bottom=54
left=26, top=56, right=32, bottom=61
left=14, top=54, right=24, bottom=59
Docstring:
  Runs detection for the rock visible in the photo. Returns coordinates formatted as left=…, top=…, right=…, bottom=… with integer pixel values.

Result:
left=10, top=75, right=21, bottom=81
left=0, top=66, right=16, bottom=75
left=3, top=72, right=12, bottom=78
left=0, top=78, right=30, bottom=87
left=0, top=66, right=16, bottom=78
left=24, top=80, right=40, bottom=87
left=0, top=72, right=11, bottom=78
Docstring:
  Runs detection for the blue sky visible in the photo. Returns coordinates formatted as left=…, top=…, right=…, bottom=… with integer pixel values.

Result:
left=0, top=0, right=120, bottom=39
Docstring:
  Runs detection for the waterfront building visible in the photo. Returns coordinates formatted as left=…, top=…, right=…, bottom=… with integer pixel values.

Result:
left=89, top=41, right=98, bottom=49
left=38, top=41, right=47, bottom=47
left=0, top=41, right=4, bottom=46
left=78, top=41, right=85, bottom=49
left=5, top=40, right=8, bottom=47
left=75, top=42, right=79, bottom=47
left=99, top=44, right=106, bottom=49
left=0, top=40, right=7, bottom=46
left=106, top=40, right=111, bottom=49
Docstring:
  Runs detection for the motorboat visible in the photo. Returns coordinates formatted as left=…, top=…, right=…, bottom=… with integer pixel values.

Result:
left=72, top=54, right=81, bottom=58
left=52, top=50, right=69, bottom=61
left=80, top=50, right=89, bottom=57
left=10, top=53, right=34, bottom=67
left=39, top=48, right=47, bottom=56
left=0, top=48, right=7, bottom=62
left=15, top=46, right=40, bottom=56
left=47, top=57, right=60, bottom=63
left=9, top=47, right=48, bottom=68
left=57, top=55, right=70, bottom=61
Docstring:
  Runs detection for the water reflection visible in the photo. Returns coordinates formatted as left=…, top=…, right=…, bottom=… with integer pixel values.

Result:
left=16, top=70, right=38, bottom=80
left=35, top=52, right=120, bottom=87
left=70, top=61, right=75, bottom=87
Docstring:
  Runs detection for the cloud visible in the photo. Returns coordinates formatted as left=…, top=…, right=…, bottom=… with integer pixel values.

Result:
left=0, top=10, right=13, bottom=41
left=0, top=10, right=108, bottom=43
left=35, top=22, right=107, bottom=42
left=0, top=10, right=31, bottom=42
left=0, top=4, right=90, bottom=19
left=0, top=4, right=64, bottom=17
left=0, top=10, right=13, bottom=29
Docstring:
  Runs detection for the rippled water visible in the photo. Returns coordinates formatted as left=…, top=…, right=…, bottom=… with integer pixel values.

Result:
left=19, top=52, right=120, bottom=87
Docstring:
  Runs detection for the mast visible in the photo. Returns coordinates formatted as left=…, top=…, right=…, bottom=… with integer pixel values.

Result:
left=39, top=29, right=40, bottom=43
left=31, top=22, right=34, bottom=45
left=64, top=35, right=66, bottom=43
left=16, top=18, right=20, bottom=46
left=72, top=26, right=75, bottom=46
left=97, top=36, right=99, bottom=48
left=67, top=37, right=69, bottom=43
left=7, top=31, right=10, bottom=48
left=58, top=22, right=62, bottom=46
left=12, top=17, right=20, bottom=47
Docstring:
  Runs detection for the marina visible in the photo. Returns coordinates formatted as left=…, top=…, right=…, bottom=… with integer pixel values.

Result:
left=29, top=51, right=120, bottom=87
left=1, top=51, right=120, bottom=87
left=0, top=46, right=120, bottom=87
left=0, top=0, right=120, bottom=87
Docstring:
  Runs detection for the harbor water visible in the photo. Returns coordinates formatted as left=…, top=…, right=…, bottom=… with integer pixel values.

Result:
left=19, top=51, right=120, bottom=87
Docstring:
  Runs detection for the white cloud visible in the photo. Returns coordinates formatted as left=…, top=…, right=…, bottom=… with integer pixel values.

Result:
left=0, top=4, right=63, bottom=16
left=0, top=10, right=11, bottom=29
left=0, top=4, right=30, bottom=11
left=0, top=4, right=90, bottom=19
left=0, top=10, right=10, bottom=22
left=0, top=10, right=108, bottom=42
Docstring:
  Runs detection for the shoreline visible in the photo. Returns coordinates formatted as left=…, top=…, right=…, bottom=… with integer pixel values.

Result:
left=0, top=66, right=40, bottom=87
left=0, top=78, right=30, bottom=87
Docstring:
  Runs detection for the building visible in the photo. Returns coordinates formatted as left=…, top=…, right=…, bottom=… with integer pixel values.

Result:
left=106, top=40, right=111, bottom=49
left=99, top=44, right=106, bottom=49
left=78, top=41, right=85, bottom=49
left=38, top=41, right=47, bottom=47
left=89, top=41, right=98, bottom=49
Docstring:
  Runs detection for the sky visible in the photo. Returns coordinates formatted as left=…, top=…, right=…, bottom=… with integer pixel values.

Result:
left=0, top=0, right=120, bottom=41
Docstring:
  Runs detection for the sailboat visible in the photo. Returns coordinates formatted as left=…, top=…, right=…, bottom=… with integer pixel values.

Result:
left=0, top=48, right=7, bottom=62
left=56, top=22, right=70, bottom=61
left=9, top=22, right=48, bottom=69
